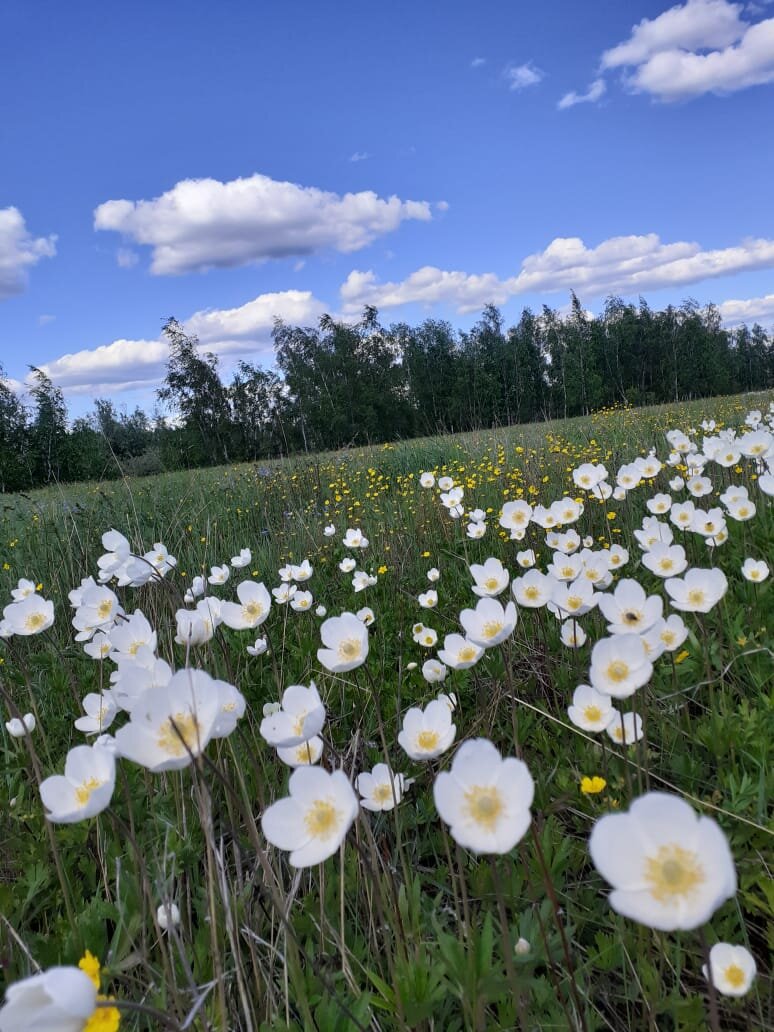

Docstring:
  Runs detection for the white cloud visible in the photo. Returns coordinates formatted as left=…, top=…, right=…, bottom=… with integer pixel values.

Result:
left=558, top=78, right=607, bottom=109
left=717, top=292, right=774, bottom=324
left=93, top=173, right=436, bottom=275
left=598, top=0, right=774, bottom=101
left=38, top=314, right=56, bottom=326
left=505, top=62, right=544, bottom=90
left=471, top=56, right=487, bottom=68
left=0, top=207, right=56, bottom=300
left=116, top=247, right=139, bottom=268
left=340, top=233, right=774, bottom=313
left=349, top=151, right=371, bottom=162
left=37, top=290, right=327, bottom=396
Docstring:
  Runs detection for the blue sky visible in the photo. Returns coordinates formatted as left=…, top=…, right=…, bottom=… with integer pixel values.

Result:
left=2, top=0, right=774, bottom=417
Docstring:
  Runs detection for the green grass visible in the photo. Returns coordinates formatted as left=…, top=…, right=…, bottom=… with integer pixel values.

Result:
left=1, top=392, right=772, bottom=1031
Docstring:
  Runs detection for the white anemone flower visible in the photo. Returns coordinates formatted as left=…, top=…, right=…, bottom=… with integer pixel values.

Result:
left=74, top=692, right=117, bottom=735
left=427, top=567, right=441, bottom=582
left=560, top=620, right=587, bottom=648
left=291, top=559, right=313, bottom=582
left=323, top=523, right=336, bottom=537
left=259, top=682, right=325, bottom=747
left=547, top=579, right=598, bottom=619
left=247, top=636, right=268, bottom=656
left=5, top=712, right=36, bottom=737
left=108, top=609, right=157, bottom=660
left=741, top=558, right=769, bottom=583
left=437, top=633, right=484, bottom=670
left=469, top=557, right=512, bottom=597
left=352, top=570, right=377, bottom=592
left=512, top=570, right=556, bottom=608
left=437, top=476, right=454, bottom=491
left=40, top=743, right=116, bottom=823
left=317, top=612, right=369, bottom=672
left=606, top=710, right=644, bottom=745
left=342, top=527, right=369, bottom=549
left=516, top=549, right=536, bottom=569
left=589, top=635, right=653, bottom=698
left=3, top=595, right=54, bottom=636
left=272, top=583, right=297, bottom=604
left=398, top=698, right=456, bottom=760
left=419, top=472, right=435, bottom=488
left=356, top=606, right=375, bottom=625
left=0, top=966, right=99, bottom=1031
left=567, top=685, right=615, bottom=732
left=422, top=659, right=448, bottom=683
left=277, top=736, right=325, bottom=767
left=109, top=648, right=173, bottom=714
left=588, top=792, right=736, bottom=931
left=606, top=544, right=629, bottom=569
left=231, top=548, right=252, bottom=568
left=703, top=943, right=757, bottom=997
left=339, top=557, right=357, bottom=573
left=433, top=738, right=534, bottom=854
left=417, top=589, right=438, bottom=609
left=290, top=590, right=314, bottom=612
left=220, top=580, right=272, bottom=629
left=547, top=553, right=583, bottom=582
left=460, top=597, right=517, bottom=648
left=665, top=568, right=728, bottom=613
left=261, top=766, right=359, bottom=867
left=641, top=543, right=688, bottom=578
left=114, top=669, right=222, bottom=771
left=357, top=764, right=408, bottom=811
left=208, top=564, right=230, bottom=585
left=466, top=521, right=487, bottom=539
left=597, top=579, right=663, bottom=635
left=499, top=500, right=533, bottom=532
left=157, top=902, right=181, bottom=930
left=10, top=578, right=37, bottom=601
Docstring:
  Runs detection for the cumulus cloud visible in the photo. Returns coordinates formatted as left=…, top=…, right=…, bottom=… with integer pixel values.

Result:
left=602, top=0, right=774, bottom=101
left=349, top=151, right=371, bottom=162
left=558, top=78, right=607, bottom=109
left=505, top=62, right=544, bottom=90
left=340, top=233, right=774, bottom=313
left=37, top=290, right=327, bottom=396
left=93, top=173, right=436, bottom=275
left=471, top=56, right=487, bottom=68
left=0, top=207, right=57, bottom=300
left=717, top=292, right=774, bottom=325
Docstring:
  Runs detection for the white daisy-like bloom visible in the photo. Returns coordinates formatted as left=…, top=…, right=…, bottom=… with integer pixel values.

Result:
left=39, top=743, right=116, bottom=823
left=440, top=486, right=464, bottom=509
left=211, top=679, right=247, bottom=739
left=426, top=566, right=440, bottom=582
left=725, top=498, right=757, bottom=523
left=512, top=570, right=556, bottom=608
left=208, top=564, right=230, bottom=586
left=422, top=659, right=448, bottom=683
left=174, top=605, right=214, bottom=647
left=670, top=500, right=696, bottom=529
left=277, top=736, right=324, bottom=767
left=352, top=570, right=377, bottom=592
left=5, top=712, right=36, bottom=738
left=738, top=428, right=772, bottom=458
left=547, top=578, right=598, bottom=620
left=419, top=472, right=436, bottom=488
left=82, top=631, right=112, bottom=660
left=144, top=542, right=177, bottom=577
left=157, top=902, right=181, bottom=931
left=606, top=544, right=629, bottom=569
left=669, top=476, right=685, bottom=491
left=665, top=568, right=728, bottom=613
left=183, top=575, right=207, bottom=603
left=573, top=462, right=607, bottom=490
left=702, top=943, right=757, bottom=997
left=469, top=557, right=510, bottom=597
left=516, top=549, right=536, bottom=569
left=466, top=521, right=487, bottom=539
left=10, top=578, right=37, bottom=601
left=646, top=493, right=672, bottom=515
left=247, top=636, right=268, bottom=657
left=686, top=475, right=713, bottom=498
left=272, top=583, right=297, bottom=605
left=357, top=763, right=408, bottom=811
left=323, top=523, right=336, bottom=537
left=634, top=517, right=674, bottom=552
left=356, top=606, right=375, bottom=626
left=317, top=612, right=370, bottom=672
left=291, top=559, right=313, bottom=582
left=434, top=738, right=534, bottom=854
left=109, top=648, right=173, bottom=714
left=339, top=557, right=357, bottom=573
left=567, top=684, right=615, bottom=732
left=261, top=766, right=358, bottom=867
left=114, top=669, right=223, bottom=772
left=641, top=543, right=688, bottom=578
left=342, top=527, right=369, bottom=549
left=418, top=589, right=438, bottom=609
left=74, top=692, right=117, bottom=735
left=96, top=528, right=131, bottom=583
left=108, top=609, right=157, bottom=661
left=588, top=792, right=736, bottom=931
left=438, top=691, right=458, bottom=711
left=616, top=462, right=641, bottom=491
left=741, top=558, right=769, bottom=583
left=560, top=620, right=587, bottom=648
left=398, top=698, right=456, bottom=760
left=589, top=635, right=653, bottom=698
left=315, top=604, right=327, bottom=617
left=597, top=579, right=663, bottom=635
left=691, top=507, right=727, bottom=539
left=437, top=475, right=454, bottom=491
left=259, top=682, right=326, bottom=748
left=606, top=710, right=644, bottom=745
left=460, top=596, right=518, bottom=648
left=578, top=551, right=613, bottom=588
left=290, top=590, right=314, bottom=612
left=230, top=547, right=252, bottom=568
left=278, top=564, right=294, bottom=583
left=413, top=624, right=438, bottom=647
left=547, top=552, right=583, bottom=582
left=2, top=595, right=55, bottom=637
left=437, top=633, right=484, bottom=670
left=0, top=966, right=99, bottom=1031
left=499, top=500, right=533, bottom=533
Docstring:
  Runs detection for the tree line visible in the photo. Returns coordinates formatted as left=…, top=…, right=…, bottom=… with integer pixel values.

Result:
left=1, top=295, right=772, bottom=491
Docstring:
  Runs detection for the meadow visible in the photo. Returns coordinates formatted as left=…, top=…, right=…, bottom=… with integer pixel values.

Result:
left=0, top=393, right=772, bottom=1031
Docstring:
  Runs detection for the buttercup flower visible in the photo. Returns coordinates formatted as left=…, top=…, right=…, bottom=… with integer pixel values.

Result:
left=588, top=792, right=736, bottom=930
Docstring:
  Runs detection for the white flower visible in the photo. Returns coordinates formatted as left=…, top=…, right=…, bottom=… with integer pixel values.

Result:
left=277, top=736, right=324, bottom=767
left=437, top=633, right=484, bottom=670
left=290, top=590, right=314, bottom=611
left=109, top=648, right=173, bottom=714
left=220, top=580, right=272, bottom=629
left=573, top=463, right=607, bottom=490
left=466, top=521, right=486, bottom=539
left=291, top=559, right=313, bottom=582
left=2, top=595, right=54, bottom=636
left=108, top=609, right=157, bottom=660
left=646, top=493, right=672, bottom=515
left=597, top=579, right=663, bottom=635
left=512, top=570, right=555, bottom=608
left=670, top=500, right=696, bottom=529
left=420, top=472, right=436, bottom=488
left=417, top=590, right=438, bottom=609
left=272, top=583, right=297, bottom=604
left=144, top=542, right=177, bottom=576
left=323, top=523, right=336, bottom=537
left=183, top=575, right=206, bottom=603
left=174, top=607, right=213, bottom=647
left=641, top=543, right=688, bottom=578
left=40, top=743, right=116, bottom=823
left=231, top=547, right=252, bottom=568
left=208, top=564, right=230, bottom=585
left=499, top=500, right=533, bottom=533
left=547, top=553, right=583, bottom=582
left=74, top=693, right=117, bottom=735
left=114, top=669, right=223, bottom=771
left=422, top=659, right=448, bottom=683
left=0, top=966, right=98, bottom=1031
left=437, top=476, right=454, bottom=491
left=516, top=549, right=536, bottom=569
left=398, top=698, right=456, bottom=760
left=356, top=606, right=375, bottom=626
left=687, top=475, right=713, bottom=497
left=588, top=792, right=736, bottom=930
left=634, top=517, right=674, bottom=551
left=606, top=710, right=644, bottom=745
left=427, top=567, right=440, bottom=582
left=560, top=620, right=587, bottom=648
left=665, top=568, right=728, bottom=613
left=607, top=544, right=629, bottom=569
left=548, top=578, right=598, bottom=619
left=262, top=701, right=281, bottom=717
left=278, top=564, right=294, bottom=582
left=589, top=635, right=653, bottom=698
left=357, top=763, right=407, bottom=811
left=469, top=557, right=509, bottom=597
left=10, top=578, right=36, bottom=601
left=157, top=902, right=181, bottom=930
left=433, top=739, right=534, bottom=854
left=669, top=476, right=685, bottom=491
left=459, top=596, right=518, bottom=647
left=259, top=682, right=325, bottom=747
left=567, top=685, right=615, bottom=732
left=691, top=507, right=727, bottom=539
left=315, top=604, right=327, bottom=617
left=352, top=570, right=377, bottom=592
left=5, top=712, right=36, bottom=737
left=261, top=766, right=359, bottom=867
left=703, top=943, right=757, bottom=997
left=342, top=527, right=369, bottom=549
left=741, top=558, right=769, bottom=583
left=339, top=557, right=357, bottom=573
left=318, top=612, right=369, bottom=672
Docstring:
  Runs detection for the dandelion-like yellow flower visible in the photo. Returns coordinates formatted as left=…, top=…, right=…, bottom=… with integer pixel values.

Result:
left=580, top=776, right=607, bottom=795
left=78, top=950, right=101, bottom=989
left=84, top=999, right=121, bottom=1031
left=674, top=650, right=690, bottom=664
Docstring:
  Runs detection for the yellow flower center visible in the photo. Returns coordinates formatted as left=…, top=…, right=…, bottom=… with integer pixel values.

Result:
left=561, top=566, right=575, bottom=578
left=566, top=595, right=583, bottom=611
left=75, top=777, right=103, bottom=807
left=416, top=729, right=440, bottom=752
left=480, top=620, right=504, bottom=640
left=337, top=638, right=361, bottom=660
left=723, top=963, right=746, bottom=989
left=243, top=601, right=264, bottom=620
left=749, top=570, right=760, bottom=581
left=304, top=799, right=340, bottom=838
left=97, top=600, right=113, bottom=620
left=606, top=660, right=630, bottom=683
left=24, top=612, right=46, bottom=632
left=464, top=785, right=504, bottom=830
left=584, top=705, right=602, bottom=723
left=687, top=589, right=706, bottom=605
left=372, top=783, right=394, bottom=804
left=622, top=609, right=642, bottom=626
left=484, top=577, right=500, bottom=591
left=644, top=844, right=705, bottom=903
left=658, top=558, right=674, bottom=571
left=458, top=646, right=478, bottom=662
left=524, top=585, right=540, bottom=600
left=661, top=630, right=676, bottom=646
left=84, top=999, right=121, bottom=1032
left=157, top=712, right=202, bottom=757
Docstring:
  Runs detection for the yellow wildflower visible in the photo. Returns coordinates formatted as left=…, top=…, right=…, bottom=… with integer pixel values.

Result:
left=580, top=776, right=606, bottom=795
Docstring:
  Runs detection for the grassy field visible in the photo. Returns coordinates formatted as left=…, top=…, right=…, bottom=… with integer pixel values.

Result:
left=0, top=393, right=772, bottom=1031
